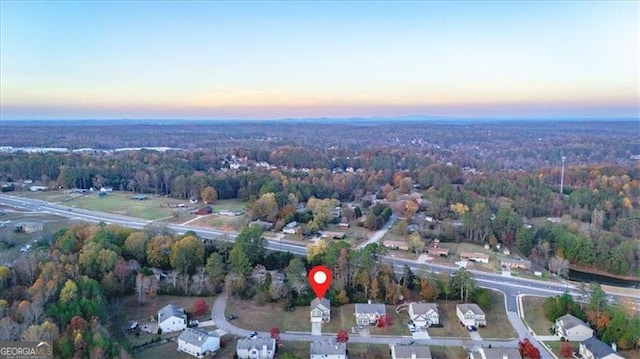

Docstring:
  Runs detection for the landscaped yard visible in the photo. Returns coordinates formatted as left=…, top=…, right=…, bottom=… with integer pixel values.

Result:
left=65, top=191, right=193, bottom=220
left=477, top=291, right=518, bottom=339
left=225, top=300, right=409, bottom=336
left=522, top=296, right=553, bottom=335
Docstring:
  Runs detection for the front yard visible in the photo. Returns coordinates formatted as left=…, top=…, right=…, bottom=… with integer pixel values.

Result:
left=521, top=296, right=553, bottom=335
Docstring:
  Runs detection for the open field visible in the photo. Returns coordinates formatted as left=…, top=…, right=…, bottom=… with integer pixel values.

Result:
left=225, top=300, right=408, bottom=336
left=477, top=291, right=517, bottom=339
left=521, top=296, right=553, bottom=335
left=188, top=213, right=248, bottom=231
left=64, top=191, right=193, bottom=220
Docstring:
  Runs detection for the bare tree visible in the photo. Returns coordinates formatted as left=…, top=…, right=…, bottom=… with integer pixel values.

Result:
left=191, top=267, right=207, bottom=295
left=549, top=255, right=569, bottom=278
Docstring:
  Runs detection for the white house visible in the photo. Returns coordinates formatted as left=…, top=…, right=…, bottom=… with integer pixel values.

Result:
left=470, top=348, right=522, bottom=359
left=555, top=314, right=593, bottom=341
left=236, top=337, right=276, bottom=359
left=579, top=337, right=624, bottom=359
left=158, top=304, right=187, bottom=333
left=355, top=302, right=386, bottom=326
left=456, top=304, right=486, bottom=327
left=409, top=303, right=439, bottom=328
left=391, top=344, right=432, bottom=359
left=310, top=297, right=331, bottom=323
left=177, top=328, right=220, bottom=358
left=310, top=339, right=347, bottom=359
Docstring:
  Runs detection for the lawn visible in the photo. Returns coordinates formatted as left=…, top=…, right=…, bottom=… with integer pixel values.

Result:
left=521, top=296, right=553, bottom=335
left=65, top=191, right=193, bottom=220
left=225, top=300, right=409, bottom=336
left=426, top=301, right=471, bottom=339
left=543, top=340, right=578, bottom=358
left=477, top=291, right=518, bottom=339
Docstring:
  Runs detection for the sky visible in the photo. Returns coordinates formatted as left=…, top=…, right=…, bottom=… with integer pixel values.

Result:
left=0, top=1, right=638, bottom=120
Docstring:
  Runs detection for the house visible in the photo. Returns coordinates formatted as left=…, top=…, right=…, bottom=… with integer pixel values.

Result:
left=555, top=314, right=593, bottom=341
left=391, top=344, right=432, bottom=359
left=310, top=339, right=346, bottom=359
left=427, top=247, right=449, bottom=257
left=460, top=252, right=490, bottom=264
left=29, top=185, right=48, bottom=192
left=310, top=297, right=331, bottom=323
left=283, top=221, right=299, bottom=234
left=321, top=231, right=346, bottom=239
left=236, top=337, right=276, bottom=359
left=338, top=222, right=350, bottom=228
left=579, top=337, right=624, bottom=359
left=456, top=304, right=486, bottom=327
left=249, top=220, right=274, bottom=231
left=355, top=302, right=386, bottom=326
left=130, top=194, right=149, bottom=200
left=501, top=258, right=531, bottom=270
left=158, top=304, right=187, bottom=333
left=470, top=348, right=522, bottom=359
left=100, top=186, right=113, bottom=192
left=408, top=303, right=439, bottom=328
left=177, top=328, right=220, bottom=358
left=383, top=240, right=409, bottom=251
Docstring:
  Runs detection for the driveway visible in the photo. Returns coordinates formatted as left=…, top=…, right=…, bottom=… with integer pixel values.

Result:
left=357, top=214, right=397, bottom=249
left=469, top=330, right=482, bottom=341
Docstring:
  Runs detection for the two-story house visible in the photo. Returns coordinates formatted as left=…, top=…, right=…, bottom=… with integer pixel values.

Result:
left=236, top=337, right=276, bottom=359
left=158, top=304, right=187, bottom=333
left=354, top=302, right=386, bottom=326
left=390, top=344, right=432, bottom=359
left=554, top=314, right=593, bottom=341
left=408, top=303, right=439, bottom=328
left=579, top=338, right=624, bottom=359
left=177, top=328, right=220, bottom=358
left=310, top=339, right=347, bottom=359
left=310, top=297, right=331, bottom=323
left=456, top=303, right=486, bottom=327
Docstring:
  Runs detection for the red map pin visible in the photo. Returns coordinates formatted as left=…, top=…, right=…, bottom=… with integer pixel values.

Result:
left=308, top=265, right=332, bottom=299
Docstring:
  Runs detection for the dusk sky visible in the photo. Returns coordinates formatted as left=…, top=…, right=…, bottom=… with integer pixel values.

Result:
left=1, top=1, right=638, bottom=120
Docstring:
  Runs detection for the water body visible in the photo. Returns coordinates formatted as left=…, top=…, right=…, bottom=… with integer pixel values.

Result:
left=569, top=269, right=640, bottom=289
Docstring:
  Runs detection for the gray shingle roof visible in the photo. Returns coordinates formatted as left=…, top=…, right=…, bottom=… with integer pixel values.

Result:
left=310, top=340, right=346, bottom=355
left=581, top=337, right=620, bottom=358
left=158, top=304, right=186, bottom=323
left=355, top=303, right=386, bottom=315
left=311, top=297, right=330, bottom=309
left=557, top=314, right=588, bottom=330
left=237, top=337, right=276, bottom=351
left=457, top=303, right=485, bottom=316
left=393, top=344, right=432, bottom=359
left=480, top=348, right=522, bottom=359
left=410, top=303, right=438, bottom=315
left=178, top=328, right=218, bottom=347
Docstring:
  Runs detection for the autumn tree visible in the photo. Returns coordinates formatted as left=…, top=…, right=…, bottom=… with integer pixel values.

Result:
left=270, top=326, right=280, bottom=341
left=234, top=226, right=267, bottom=266
left=135, top=269, right=158, bottom=305
left=549, top=255, right=569, bottom=278
left=123, top=232, right=149, bottom=263
left=192, top=299, right=209, bottom=317
left=560, top=342, right=573, bottom=358
left=420, top=276, right=439, bottom=301
left=22, top=320, right=60, bottom=342
left=518, top=338, right=541, bottom=359
left=146, top=235, right=174, bottom=268
left=170, top=235, right=205, bottom=274
left=201, top=186, right=218, bottom=204
left=252, top=192, right=279, bottom=223
left=407, top=232, right=423, bottom=255
left=206, top=252, right=227, bottom=293
left=335, top=329, right=349, bottom=343
left=376, top=314, right=393, bottom=331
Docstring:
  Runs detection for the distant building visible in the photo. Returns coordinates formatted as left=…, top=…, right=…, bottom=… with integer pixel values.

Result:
left=501, top=258, right=531, bottom=270
left=321, top=231, right=346, bottom=239
left=14, top=222, right=43, bottom=234
left=249, top=220, right=274, bottom=231
left=29, top=186, right=48, bottom=192
left=460, top=252, right=489, bottom=263
left=236, top=337, right=276, bottom=359
left=177, top=328, right=220, bottom=358
left=158, top=304, right=187, bottom=333
left=383, top=240, right=409, bottom=251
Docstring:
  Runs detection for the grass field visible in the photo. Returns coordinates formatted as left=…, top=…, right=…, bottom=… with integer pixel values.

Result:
left=225, top=300, right=409, bottom=336
left=64, top=191, right=194, bottom=220
left=477, top=291, right=517, bottom=339
left=521, top=296, right=553, bottom=335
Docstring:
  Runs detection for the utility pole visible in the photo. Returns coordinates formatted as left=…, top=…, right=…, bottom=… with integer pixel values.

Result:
left=560, top=156, right=566, bottom=195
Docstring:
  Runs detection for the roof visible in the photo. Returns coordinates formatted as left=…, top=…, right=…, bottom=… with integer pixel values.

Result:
left=557, top=314, right=589, bottom=330
left=479, top=348, right=522, bottom=359
left=158, top=304, right=186, bottom=323
left=311, top=297, right=330, bottom=309
left=237, top=337, right=276, bottom=351
left=581, top=337, right=620, bottom=358
left=457, top=303, right=485, bottom=316
left=178, top=328, right=218, bottom=347
left=393, top=344, right=432, bottom=359
left=410, top=303, right=438, bottom=315
left=310, top=340, right=346, bottom=355
left=355, top=303, right=386, bottom=315
left=460, top=252, right=490, bottom=259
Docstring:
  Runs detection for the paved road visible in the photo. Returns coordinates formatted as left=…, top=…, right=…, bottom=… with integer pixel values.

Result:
left=357, top=213, right=398, bottom=249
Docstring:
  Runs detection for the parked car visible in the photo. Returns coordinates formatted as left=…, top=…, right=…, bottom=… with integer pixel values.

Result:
left=188, top=320, right=199, bottom=327
left=248, top=331, right=258, bottom=339
left=227, top=314, right=238, bottom=320
left=466, top=325, right=477, bottom=332
left=351, top=327, right=359, bottom=334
